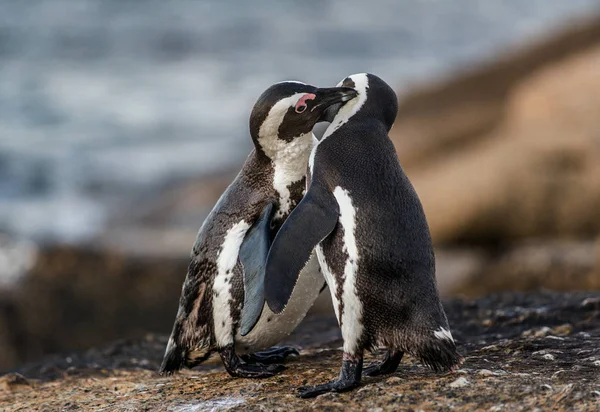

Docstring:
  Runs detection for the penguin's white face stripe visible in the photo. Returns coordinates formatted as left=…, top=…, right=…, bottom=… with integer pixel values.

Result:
left=258, top=92, right=310, bottom=156
left=322, top=73, right=369, bottom=140
left=333, top=186, right=364, bottom=356
left=434, top=327, right=455, bottom=343
left=213, top=220, right=251, bottom=347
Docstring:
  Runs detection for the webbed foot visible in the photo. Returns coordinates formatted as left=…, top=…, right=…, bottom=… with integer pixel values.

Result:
left=242, top=346, right=299, bottom=365
left=362, top=350, right=403, bottom=377
left=297, top=356, right=362, bottom=398
left=220, top=344, right=286, bottom=378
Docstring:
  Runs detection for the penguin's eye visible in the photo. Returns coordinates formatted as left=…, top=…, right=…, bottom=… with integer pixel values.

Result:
left=294, top=93, right=315, bottom=114
left=295, top=104, right=307, bottom=114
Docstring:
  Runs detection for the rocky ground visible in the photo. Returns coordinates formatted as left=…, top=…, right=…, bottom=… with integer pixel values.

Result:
left=2, top=291, right=599, bottom=411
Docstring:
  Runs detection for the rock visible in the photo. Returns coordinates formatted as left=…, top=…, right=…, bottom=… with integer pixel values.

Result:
left=391, top=14, right=600, bottom=170
left=0, top=244, right=189, bottom=371
left=449, top=377, right=470, bottom=388
left=0, top=373, right=31, bottom=392
left=581, top=297, right=600, bottom=311
left=390, top=15, right=600, bottom=244
left=2, top=291, right=598, bottom=411
left=446, top=240, right=600, bottom=297
left=477, top=369, right=499, bottom=377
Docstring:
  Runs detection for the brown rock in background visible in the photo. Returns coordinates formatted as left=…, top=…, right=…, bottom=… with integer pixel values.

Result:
left=392, top=14, right=600, bottom=171
left=448, top=240, right=600, bottom=297
left=395, top=17, right=600, bottom=244
left=0, top=245, right=188, bottom=371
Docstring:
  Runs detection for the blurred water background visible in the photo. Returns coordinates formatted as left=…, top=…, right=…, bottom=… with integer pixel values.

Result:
left=2, top=0, right=600, bottom=243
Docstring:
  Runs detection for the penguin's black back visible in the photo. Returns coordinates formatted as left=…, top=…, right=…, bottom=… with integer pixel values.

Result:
left=314, top=75, right=450, bottom=352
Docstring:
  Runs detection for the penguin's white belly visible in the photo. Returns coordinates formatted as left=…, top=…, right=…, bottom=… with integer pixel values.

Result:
left=235, top=253, right=322, bottom=354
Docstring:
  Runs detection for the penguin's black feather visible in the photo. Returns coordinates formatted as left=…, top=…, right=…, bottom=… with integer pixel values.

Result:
left=265, top=183, right=339, bottom=313
left=239, top=202, right=274, bottom=336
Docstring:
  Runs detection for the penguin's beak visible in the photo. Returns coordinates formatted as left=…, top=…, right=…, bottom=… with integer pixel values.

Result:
left=312, top=87, right=358, bottom=122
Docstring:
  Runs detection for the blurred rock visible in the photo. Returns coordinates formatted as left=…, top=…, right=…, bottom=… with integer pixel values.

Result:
left=0, top=244, right=188, bottom=371
left=449, top=239, right=600, bottom=297
left=393, top=15, right=600, bottom=169
left=393, top=15, right=600, bottom=243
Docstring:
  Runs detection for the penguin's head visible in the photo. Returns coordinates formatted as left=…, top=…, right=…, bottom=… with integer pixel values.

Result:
left=250, top=81, right=357, bottom=159
left=322, top=73, right=398, bottom=131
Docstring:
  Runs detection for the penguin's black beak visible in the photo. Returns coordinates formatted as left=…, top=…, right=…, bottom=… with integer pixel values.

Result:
left=312, top=87, right=358, bottom=122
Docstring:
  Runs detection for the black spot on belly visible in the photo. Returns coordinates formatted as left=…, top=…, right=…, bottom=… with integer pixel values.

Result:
left=222, top=321, right=226, bottom=327
left=267, top=317, right=272, bottom=323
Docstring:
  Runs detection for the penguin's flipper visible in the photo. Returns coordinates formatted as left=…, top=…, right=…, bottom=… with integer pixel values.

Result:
left=239, top=202, right=275, bottom=336
left=265, top=183, right=339, bottom=314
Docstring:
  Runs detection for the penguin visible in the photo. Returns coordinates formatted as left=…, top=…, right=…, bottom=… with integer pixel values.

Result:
left=159, top=81, right=358, bottom=378
left=265, top=73, right=463, bottom=397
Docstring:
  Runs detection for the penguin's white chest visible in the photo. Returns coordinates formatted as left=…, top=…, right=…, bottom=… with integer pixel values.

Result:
left=213, top=220, right=251, bottom=347
left=321, top=187, right=364, bottom=355
left=235, top=253, right=322, bottom=353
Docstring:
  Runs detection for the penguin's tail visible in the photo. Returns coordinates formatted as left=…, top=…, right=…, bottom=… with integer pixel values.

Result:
left=159, top=337, right=186, bottom=375
left=159, top=335, right=214, bottom=375
left=413, top=328, right=464, bottom=373
left=159, top=317, right=214, bottom=375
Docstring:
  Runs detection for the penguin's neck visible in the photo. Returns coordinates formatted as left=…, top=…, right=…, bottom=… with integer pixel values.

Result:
left=262, top=132, right=313, bottom=219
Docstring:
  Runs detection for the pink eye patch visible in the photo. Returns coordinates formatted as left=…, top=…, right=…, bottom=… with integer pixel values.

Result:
left=295, top=93, right=316, bottom=112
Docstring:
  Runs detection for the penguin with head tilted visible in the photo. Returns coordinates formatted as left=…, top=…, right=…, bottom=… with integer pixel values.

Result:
left=159, top=81, right=357, bottom=378
left=265, top=73, right=463, bottom=396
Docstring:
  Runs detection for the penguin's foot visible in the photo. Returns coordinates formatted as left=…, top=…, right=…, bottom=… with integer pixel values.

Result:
left=297, top=355, right=363, bottom=398
left=227, top=362, right=286, bottom=378
left=241, top=346, right=299, bottom=365
left=362, top=350, right=404, bottom=377
left=219, top=344, right=286, bottom=379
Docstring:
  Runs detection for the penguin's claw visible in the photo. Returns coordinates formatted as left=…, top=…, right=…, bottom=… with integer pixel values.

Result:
left=362, top=350, right=403, bottom=377
left=362, top=363, right=390, bottom=377
left=296, top=378, right=360, bottom=398
left=226, top=363, right=286, bottom=379
left=219, top=344, right=286, bottom=378
left=242, top=346, right=299, bottom=365
left=297, top=357, right=363, bottom=398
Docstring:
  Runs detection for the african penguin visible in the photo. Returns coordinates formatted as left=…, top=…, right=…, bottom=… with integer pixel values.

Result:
left=265, top=73, right=463, bottom=396
left=160, top=81, right=358, bottom=378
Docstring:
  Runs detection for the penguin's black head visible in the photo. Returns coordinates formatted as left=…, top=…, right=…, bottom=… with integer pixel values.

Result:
left=322, top=73, right=398, bottom=131
left=249, top=81, right=357, bottom=159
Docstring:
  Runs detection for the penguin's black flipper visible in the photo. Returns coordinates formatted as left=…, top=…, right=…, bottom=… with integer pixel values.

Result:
left=239, top=202, right=274, bottom=336
left=265, top=183, right=339, bottom=314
